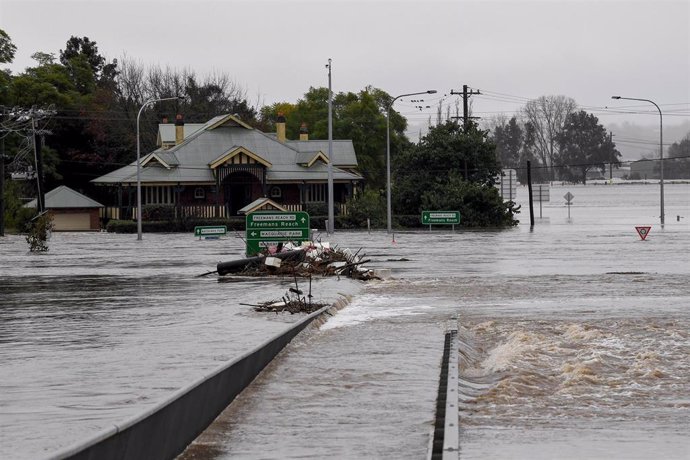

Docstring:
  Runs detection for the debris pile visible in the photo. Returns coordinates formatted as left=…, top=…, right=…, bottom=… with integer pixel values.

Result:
left=239, top=273, right=328, bottom=314
left=216, top=242, right=379, bottom=281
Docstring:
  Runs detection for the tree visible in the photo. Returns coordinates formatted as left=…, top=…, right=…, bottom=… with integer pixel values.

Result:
left=522, top=95, right=577, bottom=180
left=0, top=28, right=17, bottom=64
left=665, top=133, right=690, bottom=179
left=492, top=116, right=524, bottom=168
left=59, top=36, right=117, bottom=88
left=555, top=110, right=620, bottom=184
left=393, top=120, right=518, bottom=227
left=259, top=86, right=404, bottom=190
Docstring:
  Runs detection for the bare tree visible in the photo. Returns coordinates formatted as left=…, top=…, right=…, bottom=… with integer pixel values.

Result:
left=522, top=95, right=577, bottom=180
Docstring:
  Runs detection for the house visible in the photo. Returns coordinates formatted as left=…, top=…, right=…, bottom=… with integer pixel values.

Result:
left=92, top=114, right=363, bottom=219
left=25, top=185, right=104, bottom=231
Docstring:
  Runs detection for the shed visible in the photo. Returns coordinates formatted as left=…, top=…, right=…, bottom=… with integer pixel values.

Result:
left=25, top=186, right=104, bottom=231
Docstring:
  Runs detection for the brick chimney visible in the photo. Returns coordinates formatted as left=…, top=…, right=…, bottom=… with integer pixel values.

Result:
left=299, top=122, right=308, bottom=141
left=276, top=112, right=286, bottom=143
left=175, top=114, right=184, bottom=145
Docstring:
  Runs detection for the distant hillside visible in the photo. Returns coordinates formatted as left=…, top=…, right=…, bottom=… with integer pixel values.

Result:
left=605, top=120, right=690, bottom=161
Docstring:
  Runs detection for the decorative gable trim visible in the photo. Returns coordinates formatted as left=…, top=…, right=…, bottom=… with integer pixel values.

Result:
left=141, top=153, right=173, bottom=169
left=209, top=146, right=273, bottom=169
left=206, top=114, right=254, bottom=131
left=237, top=197, right=287, bottom=215
left=306, top=151, right=330, bottom=167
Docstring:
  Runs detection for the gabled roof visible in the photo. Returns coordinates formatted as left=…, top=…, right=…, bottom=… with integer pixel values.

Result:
left=141, top=151, right=179, bottom=169
left=25, top=185, right=103, bottom=209
left=209, top=146, right=272, bottom=169
left=295, top=151, right=329, bottom=167
left=286, top=140, right=358, bottom=167
left=206, top=114, right=254, bottom=130
left=237, top=198, right=287, bottom=215
left=93, top=114, right=362, bottom=186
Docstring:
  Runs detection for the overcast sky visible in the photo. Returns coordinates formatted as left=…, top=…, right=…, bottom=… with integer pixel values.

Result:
left=2, top=0, right=689, bottom=158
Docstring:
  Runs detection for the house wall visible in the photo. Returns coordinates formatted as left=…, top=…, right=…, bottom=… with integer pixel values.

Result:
left=277, top=185, right=301, bottom=205
left=49, top=208, right=101, bottom=231
left=178, top=186, right=220, bottom=206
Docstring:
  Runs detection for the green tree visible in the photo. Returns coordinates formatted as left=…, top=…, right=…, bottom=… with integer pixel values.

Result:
left=0, top=28, right=17, bottom=64
left=419, top=172, right=519, bottom=227
left=493, top=116, right=523, bottom=168
left=344, top=188, right=386, bottom=228
left=555, top=110, right=620, bottom=184
left=60, top=36, right=118, bottom=88
left=394, top=120, right=517, bottom=227
left=665, top=133, right=690, bottom=179
left=259, top=86, right=405, bottom=191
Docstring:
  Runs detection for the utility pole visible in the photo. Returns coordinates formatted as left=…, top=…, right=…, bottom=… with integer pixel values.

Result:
left=450, top=84, right=481, bottom=128
left=609, top=132, right=614, bottom=180
left=450, top=84, right=481, bottom=180
left=32, top=117, right=45, bottom=213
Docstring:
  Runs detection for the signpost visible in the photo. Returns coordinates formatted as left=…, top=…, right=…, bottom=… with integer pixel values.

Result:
left=635, top=226, right=651, bottom=241
left=494, top=169, right=517, bottom=201
left=421, top=211, right=460, bottom=231
left=564, top=192, right=574, bottom=219
left=245, top=211, right=310, bottom=256
left=194, top=225, right=227, bottom=239
left=535, top=184, right=550, bottom=218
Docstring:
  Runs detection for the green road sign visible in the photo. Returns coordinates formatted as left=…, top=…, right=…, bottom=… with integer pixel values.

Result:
left=421, top=211, right=461, bottom=225
left=194, top=225, right=227, bottom=237
left=245, top=211, right=310, bottom=255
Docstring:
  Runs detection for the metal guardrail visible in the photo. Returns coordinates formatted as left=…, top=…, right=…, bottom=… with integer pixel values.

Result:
left=45, top=297, right=350, bottom=460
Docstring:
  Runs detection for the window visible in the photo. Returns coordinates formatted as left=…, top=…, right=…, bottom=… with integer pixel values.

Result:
left=270, top=186, right=282, bottom=198
left=194, top=187, right=205, bottom=199
left=305, top=184, right=326, bottom=202
left=144, top=186, right=173, bottom=205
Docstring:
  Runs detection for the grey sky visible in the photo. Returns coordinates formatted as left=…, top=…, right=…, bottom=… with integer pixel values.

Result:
left=2, top=0, right=689, bottom=158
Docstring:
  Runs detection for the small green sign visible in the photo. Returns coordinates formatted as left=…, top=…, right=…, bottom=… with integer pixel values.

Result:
left=422, top=211, right=461, bottom=225
left=194, top=225, right=227, bottom=237
left=245, top=211, right=310, bottom=256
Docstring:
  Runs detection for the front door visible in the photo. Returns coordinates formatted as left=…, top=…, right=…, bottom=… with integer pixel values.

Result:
left=224, top=172, right=256, bottom=215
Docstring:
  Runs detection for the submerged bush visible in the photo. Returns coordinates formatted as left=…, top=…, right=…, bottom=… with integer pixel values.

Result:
left=26, top=213, right=54, bottom=252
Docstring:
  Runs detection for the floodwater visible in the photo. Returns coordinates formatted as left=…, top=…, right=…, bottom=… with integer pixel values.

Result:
left=2, top=183, right=689, bottom=459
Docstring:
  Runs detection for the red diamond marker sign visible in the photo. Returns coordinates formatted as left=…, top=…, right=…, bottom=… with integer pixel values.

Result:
left=635, top=226, right=652, bottom=240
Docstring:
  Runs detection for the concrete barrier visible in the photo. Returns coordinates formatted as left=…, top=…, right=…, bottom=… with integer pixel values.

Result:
left=46, top=297, right=350, bottom=460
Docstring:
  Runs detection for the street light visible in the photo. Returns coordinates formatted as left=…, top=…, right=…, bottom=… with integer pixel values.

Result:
left=136, top=96, right=183, bottom=240
left=387, top=90, right=437, bottom=233
left=611, top=96, right=664, bottom=226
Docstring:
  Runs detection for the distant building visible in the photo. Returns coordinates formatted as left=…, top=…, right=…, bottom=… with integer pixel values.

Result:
left=92, top=114, right=363, bottom=219
left=25, top=186, right=104, bottom=231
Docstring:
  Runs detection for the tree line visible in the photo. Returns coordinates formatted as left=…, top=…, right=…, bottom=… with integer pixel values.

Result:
left=6, top=31, right=683, bottom=229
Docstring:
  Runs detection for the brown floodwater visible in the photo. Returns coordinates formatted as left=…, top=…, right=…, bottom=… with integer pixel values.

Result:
left=1, top=184, right=689, bottom=459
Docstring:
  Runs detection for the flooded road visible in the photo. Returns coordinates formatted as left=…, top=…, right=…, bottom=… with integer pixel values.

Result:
left=1, top=183, right=689, bottom=459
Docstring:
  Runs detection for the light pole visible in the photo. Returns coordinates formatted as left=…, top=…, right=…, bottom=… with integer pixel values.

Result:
left=611, top=96, right=664, bottom=226
left=326, top=58, right=334, bottom=235
left=387, top=90, right=437, bottom=233
left=136, top=96, right=183, bottom=240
